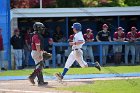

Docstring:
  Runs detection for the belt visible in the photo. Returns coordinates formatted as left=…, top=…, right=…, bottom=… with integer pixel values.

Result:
left=72, top=48, right=83, bottom=51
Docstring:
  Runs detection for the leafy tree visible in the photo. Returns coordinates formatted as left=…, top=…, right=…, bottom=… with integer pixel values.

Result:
left=124, top=0, right=140, bottom=6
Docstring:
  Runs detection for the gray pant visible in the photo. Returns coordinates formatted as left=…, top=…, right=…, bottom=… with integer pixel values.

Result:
left=14, top=49, right=23, bottom=69
left=102, top=45, right=109, bottom=64
left=83, top=46, right=94, bottom=62
left=125, top=44, right=136, bottom=64
left=0, top=51, right=4, bottom=68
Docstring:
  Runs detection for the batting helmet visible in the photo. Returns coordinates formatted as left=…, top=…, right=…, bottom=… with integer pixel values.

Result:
left=71, top=22, right=82, bottom=31
left=33, top=22, right=45, bottom=33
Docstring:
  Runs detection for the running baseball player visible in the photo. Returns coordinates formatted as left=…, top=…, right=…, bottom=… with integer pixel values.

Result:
left=28, top=22, right=48, bottom=86
left=55, top=22, right=101, bottom=81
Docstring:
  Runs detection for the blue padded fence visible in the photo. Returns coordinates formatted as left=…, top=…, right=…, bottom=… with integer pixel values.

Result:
left=52, top=41, right=140, bottom=68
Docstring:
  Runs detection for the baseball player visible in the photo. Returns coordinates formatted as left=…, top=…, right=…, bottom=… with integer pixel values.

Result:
left=113, top=27, right=125, bottom=64
left=96, top=24, right=112, bottom=65
left=55, top=22, right=101, bottom=81
left=125, top=27, right=138, bottom=64
left=28, top=22, right=48, bottom=86
left=83, top=28, right=94, bottom=62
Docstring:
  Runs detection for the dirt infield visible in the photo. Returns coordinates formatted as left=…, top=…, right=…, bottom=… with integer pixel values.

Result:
left=0, top=77, right=140, bottom=93
left=0, top=79, right=88, bottom=93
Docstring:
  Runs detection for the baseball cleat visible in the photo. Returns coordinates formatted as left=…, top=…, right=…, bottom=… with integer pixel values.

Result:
left=28, top=76, right=35, bottom=85
left=55, top=73, right=63, bottom=81
left=95, top=62, right=101, bottom=71
left=38, top=82, right=48, bottom=86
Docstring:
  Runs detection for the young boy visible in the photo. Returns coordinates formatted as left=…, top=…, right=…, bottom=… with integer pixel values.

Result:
left=55, top=22, right=101, bottom=81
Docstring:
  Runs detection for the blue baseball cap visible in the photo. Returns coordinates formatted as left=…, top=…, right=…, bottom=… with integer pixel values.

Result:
left=71, top=22, right=82, bottom=31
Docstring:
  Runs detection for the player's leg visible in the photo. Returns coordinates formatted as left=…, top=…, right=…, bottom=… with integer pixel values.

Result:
left=14, top=50, right=19, bottom=69
left=75, top=49, right=101, bottom=71
left=18, top=49, right=23, bottom=69
left=104, top=45, right=109, bottom=64
left=82, top=46, right=87, bottom=61
left=87, top=46, right=94, bottom=62
left=55, top=51, right=76, bottom=80
left=125, top=45, right=130, bottom=64
left=36, top=61, right=48, bottom=86
left=29, top=51, right=47, bottom=85
left=114, top=45, right=120, bottom=64
left=102, top=45, right=106, bottom=65
left=117, top=45, right=122, bottom=64
left=130, top=45, right=135, bottom=64
left=56, top=54, right=61, bottom=67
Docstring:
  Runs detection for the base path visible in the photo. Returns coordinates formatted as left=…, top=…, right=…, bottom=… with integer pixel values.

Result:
left=0, top=77, right=140, bottom=93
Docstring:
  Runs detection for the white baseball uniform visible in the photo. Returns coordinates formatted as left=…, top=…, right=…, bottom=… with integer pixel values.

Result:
left=65, top=31, right=88, bottom=68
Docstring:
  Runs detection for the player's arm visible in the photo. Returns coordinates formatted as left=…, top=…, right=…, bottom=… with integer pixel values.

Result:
left=113, top=32, right=118, bottom=41
left=126, top=32, right=131, bottom=41
left=36, top=44, right=41, bottom=52
left=34, top=35, right=42, bottom=52
left=96, top=35, right=101, bottom=42
left=96, top=32, right=101, bottom=42
left=108, top=36, right=112, bottom=42
left=108, top=32, right=112, bottom=42
left=69, top=40, right=84, bottom=45
left=122, top=33, right=126, bottom=41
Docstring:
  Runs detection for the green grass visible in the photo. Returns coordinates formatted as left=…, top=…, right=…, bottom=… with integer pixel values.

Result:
left=0, top=65, right=140, bottom=76
left=59, top=78, right=140, bottom=93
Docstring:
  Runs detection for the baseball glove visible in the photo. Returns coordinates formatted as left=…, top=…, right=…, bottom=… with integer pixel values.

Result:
left=43, top=52, right=52, bottom=60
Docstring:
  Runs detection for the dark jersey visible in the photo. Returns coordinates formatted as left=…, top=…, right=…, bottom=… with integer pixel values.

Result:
left=11, top=35, right=24, bottom=49
left=97, top=30, right=111, bottom=41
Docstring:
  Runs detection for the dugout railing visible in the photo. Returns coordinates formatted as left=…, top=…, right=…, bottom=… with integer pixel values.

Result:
left=52, top=41, right=140, bottom=67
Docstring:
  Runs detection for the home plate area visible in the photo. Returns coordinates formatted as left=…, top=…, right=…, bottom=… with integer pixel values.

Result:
left=0, top=79, right=92, bottom=93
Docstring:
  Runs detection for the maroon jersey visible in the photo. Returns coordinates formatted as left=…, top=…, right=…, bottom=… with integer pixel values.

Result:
left=114, top=31, right=125, bottom=39
left=84, top=33, right=94, bottom=41
left=126, top=31, right=138, bottom=40
left=31, top=34, right=40, bottom=50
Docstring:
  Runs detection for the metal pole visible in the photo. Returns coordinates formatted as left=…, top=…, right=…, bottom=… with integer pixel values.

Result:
left=7, top=0, right=11, bottom=69
left=66, top=17, right=69, bottom=40
left=52, top=44, right=56, bottom=68
left=117, top=16, right=120, bottom=27
left=40, top=0, right=42, bottom=8
left=99, top=44, right=103, bottom=66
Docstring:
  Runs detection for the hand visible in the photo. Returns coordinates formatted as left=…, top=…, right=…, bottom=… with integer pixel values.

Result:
left=129, top=39, right=134, bottom=42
